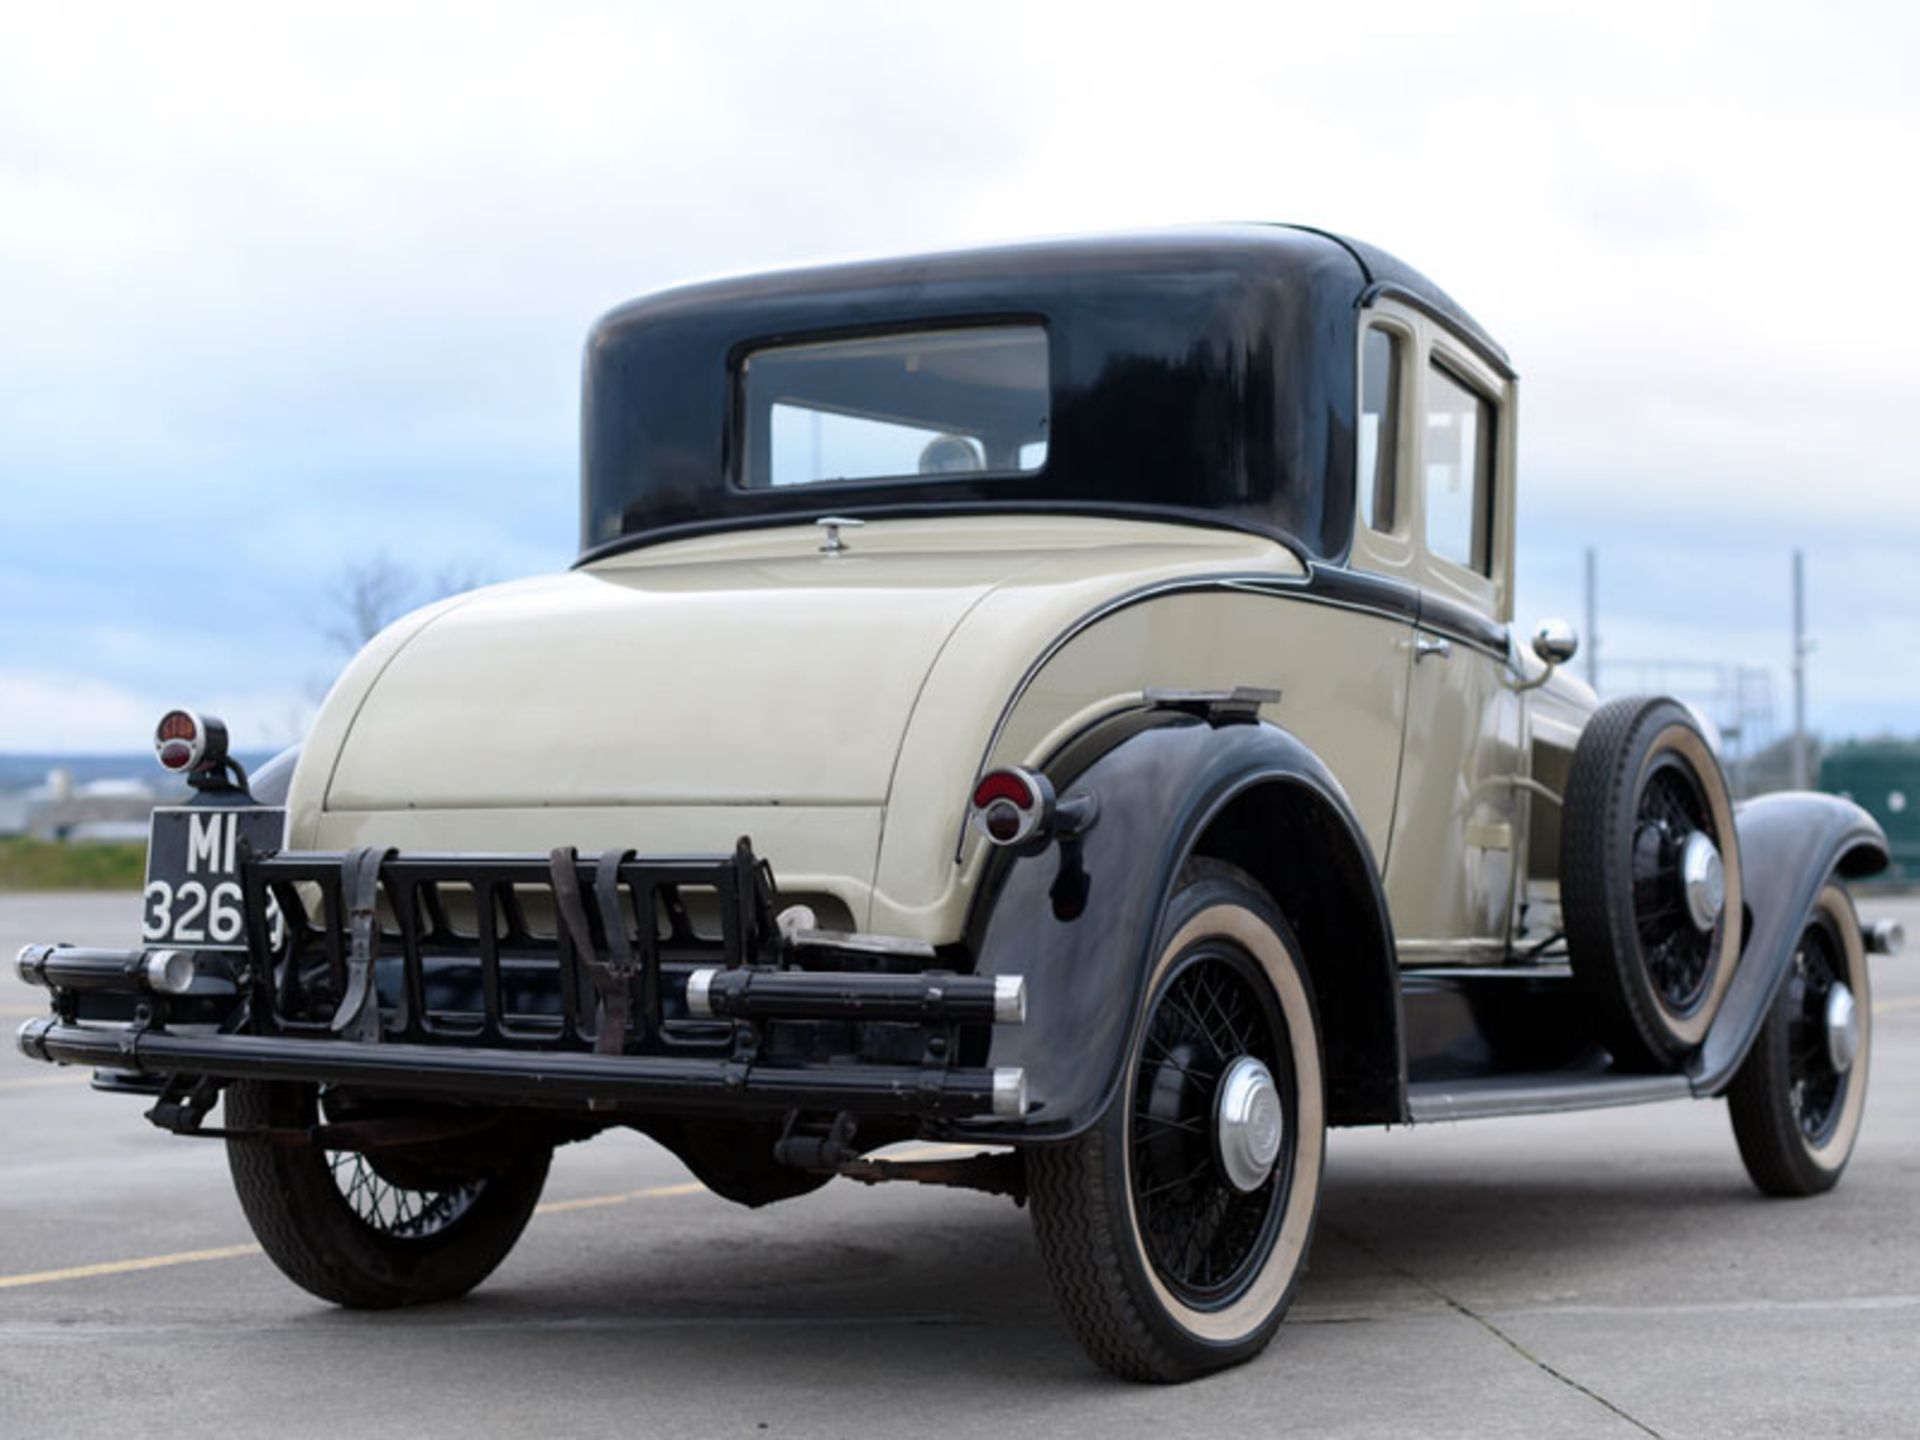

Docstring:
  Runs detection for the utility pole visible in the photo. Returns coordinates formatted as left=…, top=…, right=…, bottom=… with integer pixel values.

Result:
left=1791, top=549, right=1810, bottom=789
left=1583, top=546, right=1599, bottom=689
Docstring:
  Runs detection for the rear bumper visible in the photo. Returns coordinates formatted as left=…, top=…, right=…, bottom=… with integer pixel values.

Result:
left=12, top=837, right=1030, bottom=1124
left=16, top=1016, right=1026, bottom=1118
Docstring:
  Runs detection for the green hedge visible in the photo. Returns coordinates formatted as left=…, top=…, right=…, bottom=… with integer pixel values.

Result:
left=0, top=837, right=146, bottom=891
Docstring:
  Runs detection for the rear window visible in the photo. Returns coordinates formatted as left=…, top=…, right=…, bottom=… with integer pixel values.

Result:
left=739, top=325, right=1049, bottom=489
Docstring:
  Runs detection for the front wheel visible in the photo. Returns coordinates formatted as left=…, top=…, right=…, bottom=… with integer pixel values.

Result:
left=1727, top=884, right=1871, bottom=1197
left=1028, top=860, right=1325, bottom=1382
left=225, top=1081, right=551, bottom=1307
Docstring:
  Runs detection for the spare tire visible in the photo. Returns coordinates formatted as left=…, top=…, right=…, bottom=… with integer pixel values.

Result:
left=1561, top=696, right=1743, bottom=1071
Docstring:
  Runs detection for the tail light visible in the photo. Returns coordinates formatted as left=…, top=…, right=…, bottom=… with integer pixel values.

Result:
left=154, top=709, right=229, bottom=779
left=155, top=710, right=207, bottom=772
left=969, top=767, right=1056, bottom=848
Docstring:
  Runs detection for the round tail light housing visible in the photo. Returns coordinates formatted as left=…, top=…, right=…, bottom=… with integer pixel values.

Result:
left=153, top=709, right=229, bottom=778
left=154, top=710, right=206, bottom=773
left=969, top=767, right=1055, bottom=849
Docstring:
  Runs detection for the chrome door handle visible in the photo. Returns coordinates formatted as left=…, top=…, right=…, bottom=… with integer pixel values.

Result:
left=1414, top=635, right=1452, bottom=662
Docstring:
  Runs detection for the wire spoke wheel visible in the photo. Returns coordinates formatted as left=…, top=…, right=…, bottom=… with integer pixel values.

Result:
left=325, top=1151, right=486, bottom=1240
left=1028, top=861, right=1325, bottom=1383
left=1728, top=882, right=1870, bottom=1198
left=226, top=1080, right=551, bottom=1308
left=1129, top=946, right=1291, bottom=1307
left=1782, top=918, right=1849, bottom=1147
left=1629, top=755, right=1721, bottom=1017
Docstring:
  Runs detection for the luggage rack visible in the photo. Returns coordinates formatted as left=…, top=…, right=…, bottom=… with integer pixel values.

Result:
left=241, top=839, right=775, bottom=1053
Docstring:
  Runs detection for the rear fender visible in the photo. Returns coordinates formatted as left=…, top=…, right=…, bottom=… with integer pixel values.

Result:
left=1688, top=792, right=1889, bottom=1095
left=947, top=712, right=1402, bottom=1142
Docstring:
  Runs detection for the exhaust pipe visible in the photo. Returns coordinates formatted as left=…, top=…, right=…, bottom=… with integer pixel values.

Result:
left=685, top=968, right=1026, bottom=1025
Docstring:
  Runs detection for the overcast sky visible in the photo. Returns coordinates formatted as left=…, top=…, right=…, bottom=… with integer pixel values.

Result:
left=2, top=1, right=1915, bottom=754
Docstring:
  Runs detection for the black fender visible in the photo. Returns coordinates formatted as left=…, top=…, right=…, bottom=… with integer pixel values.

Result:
left=1688, top=792, right=1889, bottom=1096
left=947, top=711, right=1403, bottom=1142
left=249, top=744, right=303, bottom=807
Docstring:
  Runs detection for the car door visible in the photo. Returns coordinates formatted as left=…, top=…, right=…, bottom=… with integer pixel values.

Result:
left=1351, top=304, right=1524, bottom=962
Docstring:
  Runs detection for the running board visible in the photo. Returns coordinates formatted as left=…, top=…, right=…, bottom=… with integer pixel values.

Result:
left=1406, top=1071, right=1692, bottom=1123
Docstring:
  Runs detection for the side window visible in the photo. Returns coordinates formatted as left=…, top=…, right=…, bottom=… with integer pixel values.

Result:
left=1424, top=361, right=1495, bottom=575
left=1357, top=328, right=1401, bottom=532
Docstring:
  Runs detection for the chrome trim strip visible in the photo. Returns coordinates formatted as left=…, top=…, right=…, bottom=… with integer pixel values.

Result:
left=1407, top=1072, right=1691, bottom=1123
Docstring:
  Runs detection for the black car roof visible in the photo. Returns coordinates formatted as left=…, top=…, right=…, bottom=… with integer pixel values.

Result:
left=597, top=223, right=1509, bottom=376
left=578, top=225, right=1508, bottom=563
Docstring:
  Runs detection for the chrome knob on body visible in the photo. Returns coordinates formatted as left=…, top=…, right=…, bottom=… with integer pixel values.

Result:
left=815, top=516, right=865, bottom=554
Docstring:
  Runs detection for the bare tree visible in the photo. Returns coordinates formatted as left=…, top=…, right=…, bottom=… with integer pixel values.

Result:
left=323, top=553, right=418, bottom=655
left=321, top=554, right=491, bottom=656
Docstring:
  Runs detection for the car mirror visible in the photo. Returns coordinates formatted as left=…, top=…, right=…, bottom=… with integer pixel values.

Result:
left=1532, top=619, right=1579, bottom=668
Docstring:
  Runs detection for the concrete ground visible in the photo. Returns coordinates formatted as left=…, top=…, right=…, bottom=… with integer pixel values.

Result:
left=2, top=890, right=1915, bottom=1439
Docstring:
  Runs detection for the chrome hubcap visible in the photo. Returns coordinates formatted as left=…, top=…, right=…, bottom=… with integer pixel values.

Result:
left=1825, top=982, right=1860, bottom=1074
left=1680, top=831, right=1725, bottom=933
left=1214, top=1056, right=1284, bottom=1194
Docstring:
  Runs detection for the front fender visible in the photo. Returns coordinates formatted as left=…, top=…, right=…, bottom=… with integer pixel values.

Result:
left=1688, top=792, right=1889, bottom=1096
left=947, top=712, right=1397, bottom=1141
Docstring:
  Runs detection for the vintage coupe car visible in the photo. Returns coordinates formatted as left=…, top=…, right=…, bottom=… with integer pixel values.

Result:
left=16, top=226, right=1906, bottom=1382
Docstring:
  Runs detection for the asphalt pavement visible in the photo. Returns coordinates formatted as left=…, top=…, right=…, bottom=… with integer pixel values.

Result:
left=3, top=889, right=1916, bottom=1439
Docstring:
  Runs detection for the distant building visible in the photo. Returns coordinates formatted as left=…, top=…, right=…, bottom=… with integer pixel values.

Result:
left=23, top=768, right=161, bottom=843
left=1821, top=740, right=1919, bottom=881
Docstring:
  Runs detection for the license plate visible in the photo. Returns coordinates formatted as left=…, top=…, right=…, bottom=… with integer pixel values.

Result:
left=141, top=805, right=286, bottom=950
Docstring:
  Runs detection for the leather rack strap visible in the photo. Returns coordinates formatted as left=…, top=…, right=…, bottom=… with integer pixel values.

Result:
left=331, top=846, right=394, bottom=1042
left=549, top=846, right=633, bottom=1056
left=593, top=849, right=642, bottom=1046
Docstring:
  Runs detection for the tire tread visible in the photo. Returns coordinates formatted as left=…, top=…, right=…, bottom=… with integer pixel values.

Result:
left=225, top=1081, right=549, bottom=1308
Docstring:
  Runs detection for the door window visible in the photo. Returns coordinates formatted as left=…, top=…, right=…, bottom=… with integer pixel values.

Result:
left=1358, top=328, right=1401, bottom=533
left=1423, top=363, right=1495, bottom=575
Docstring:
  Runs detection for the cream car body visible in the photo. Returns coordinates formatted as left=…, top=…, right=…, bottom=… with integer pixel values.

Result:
left=288, top=507, right=1588, bottom=954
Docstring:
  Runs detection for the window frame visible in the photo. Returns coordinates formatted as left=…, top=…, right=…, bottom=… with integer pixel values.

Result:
left=1414, top=325, right=1512, bottom=625
left=1345, top=301, right=1514, bottom=628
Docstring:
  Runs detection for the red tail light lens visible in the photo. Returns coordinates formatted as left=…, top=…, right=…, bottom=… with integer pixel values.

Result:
left=154, top=710, right=204, bottom=773
left=972, top=770, right=1035, bottom=811
left=969, top=766, right=1053, bottom=848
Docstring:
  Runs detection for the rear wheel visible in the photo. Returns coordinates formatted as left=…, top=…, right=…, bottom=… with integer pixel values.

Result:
left=1028, top=861, right=1324, bottom=1382
left=1727, top=884, right=1871, bottom=1197
left=1562, top=696, right=1744, bottom=1070
left=225, top=1081, right=550, bottom=1307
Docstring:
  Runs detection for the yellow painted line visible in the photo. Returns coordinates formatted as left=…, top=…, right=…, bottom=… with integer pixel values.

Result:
left=0, top=1138, right=999, bottom=1290
left=1874, top=996, right=1920, bottom=1015
left=535, top=1180, right=705, bottom=1214
left=0, top=1244, right=262, bottom=1291
left=0, top=1171, right=712, bottom=1291
left=0, top=1073, right=89, bottom=1093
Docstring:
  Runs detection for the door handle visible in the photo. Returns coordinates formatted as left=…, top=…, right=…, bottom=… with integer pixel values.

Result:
left=1414, top=635, right=1452, bottom=662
